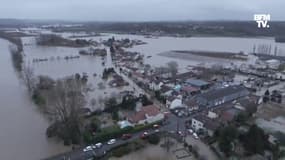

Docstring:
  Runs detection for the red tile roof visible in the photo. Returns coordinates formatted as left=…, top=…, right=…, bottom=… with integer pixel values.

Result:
left=181, top=85, right=199, bottom=92
left=128, top=105, right=161, bottom=123
left=128, top=111, right=146, bottom=123
left=141, top=105, right=161, bottom=117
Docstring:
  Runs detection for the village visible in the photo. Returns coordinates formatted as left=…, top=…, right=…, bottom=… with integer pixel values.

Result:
left=2, top=26, right=285, bottom=160
left=45, top=35, right=285, bottom=160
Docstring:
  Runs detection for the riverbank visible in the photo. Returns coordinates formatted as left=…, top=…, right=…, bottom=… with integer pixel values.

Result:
left=159, top=50, right=248, bottom=61
left=0, top=31, right=23, bottom=51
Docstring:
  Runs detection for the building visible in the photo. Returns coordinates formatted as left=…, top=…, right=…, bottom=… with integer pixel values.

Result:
left=127, top=105, right=164, bottom=125
left=185, top=79, right=210, bottom=90
left=191, top=114, right=220, bottom=136
left=265, top=59, right=280, bottom=69
left=220, top=108, right=242, bottom=123
left=196, top=85, right=249, bottom=108
left=183, top=98, right=199, bottom=111
left=169, top=97, right=183, bottom=110
left=181, top=85, right=200, bottom=96
left=149, top=80, right=163, bottom=91
left=117, top=120, right=133, bottom=129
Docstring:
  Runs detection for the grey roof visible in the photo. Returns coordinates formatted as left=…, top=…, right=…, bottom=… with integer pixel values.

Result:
left=185, top=79, right=209, bottom=87
left=204, top=119, right=220, bottom=131
left=197, top=85, right=248, bottom=101
left=193, top=114, right=208, bottom=123
left=193, top=114, right=220, bottom=131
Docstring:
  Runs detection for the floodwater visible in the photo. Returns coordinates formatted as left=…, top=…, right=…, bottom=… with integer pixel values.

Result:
left=1, top=29, right=285, bottom=160
left=22, top=37, right=134, bottom=111
left=74, top=33, right=285, bottom=69
left=0, top=39, right=70, bottom=160
left=109, top=145, right=173, bottom=160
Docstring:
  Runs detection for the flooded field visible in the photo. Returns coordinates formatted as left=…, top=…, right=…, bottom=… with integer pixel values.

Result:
left=70, top=33, right=285, bottom=68
left=1, top=30, right=285, bottom=159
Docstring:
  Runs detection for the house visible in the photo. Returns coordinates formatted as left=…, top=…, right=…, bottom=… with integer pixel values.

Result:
left=127, top=105, right=164, bottom=125
left=265, top=59, right=280, bottom=69
left=191, top=114, right=220, bottom=136
left=183, top=98, right=199, bottom=111
left=176, top=71, right=195, bottom=81
left=169, top=97, right=183, bottom=110
left=181, top=85, right=200, bottom=96
left=160, top=85, right=172, bottom=96
left=185, top=79, right=210, bottom=90
left=166, top=96, right=176, bottom=108
left=196, top=85, right=250, bottom=108
left=173, top=84, right=182, bottom=91
left=220, top=108, right=242, bottom=123
left=207, top=110, right=219, bottom=119
left=117, top=120, right=133, bottom=129
left=234, top=97, right=258, bottom=114
left=149, top=79, right=163, bottom=91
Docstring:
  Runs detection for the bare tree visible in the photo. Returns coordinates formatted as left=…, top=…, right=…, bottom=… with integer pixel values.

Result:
left=90, top=98, right=97, bottom=111
left=167, top=61, right=178, bottom=78
left=22, top=65, right=36, bottom=94
left=155, top=66, right=170, bottom=76
left=45, top=77, right=86, bottom=144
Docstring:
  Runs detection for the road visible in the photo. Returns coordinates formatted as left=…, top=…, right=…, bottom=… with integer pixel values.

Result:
left=44, top=113, right=189, bottom=160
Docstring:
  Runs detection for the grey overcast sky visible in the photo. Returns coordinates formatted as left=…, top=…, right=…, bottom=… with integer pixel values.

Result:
left=0, top=0, right=284, bottom=21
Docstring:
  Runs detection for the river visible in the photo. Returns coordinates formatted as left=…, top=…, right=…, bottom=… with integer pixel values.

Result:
left=0, top=39, right=69, bottom=160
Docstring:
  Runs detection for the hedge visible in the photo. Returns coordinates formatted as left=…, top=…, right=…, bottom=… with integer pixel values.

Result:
left=93, top=121, right=163, bottom=143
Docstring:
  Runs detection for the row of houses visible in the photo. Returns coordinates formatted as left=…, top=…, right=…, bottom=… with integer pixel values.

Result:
left=196, top=85, right=250, bottom=108
left=191, top=95, right=259, bottom=136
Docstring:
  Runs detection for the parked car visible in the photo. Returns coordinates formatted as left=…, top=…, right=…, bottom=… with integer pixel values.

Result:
left=153, top=124, right=160, bottom=128
left=107, top=139, right=116, bottom=145
left=193, top=133, right=199, bottom=139
left=121, top=134, right=132, bottom=140
left=83, top=146, right=93, bottom=152
left=140, top=131, right=148, bottom=139
left=178, top=131, right=184, bottom=137
left=95, top=143, right=102, bottom=148
left=155, top=129, right=160, bottom=133
left=188, top=129, right=193, bottom=134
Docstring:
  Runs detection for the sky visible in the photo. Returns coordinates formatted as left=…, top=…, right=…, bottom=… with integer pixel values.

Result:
left=0, top=0, right=284, bottom=21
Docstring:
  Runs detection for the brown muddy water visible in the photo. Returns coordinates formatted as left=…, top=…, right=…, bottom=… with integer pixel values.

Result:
left=0, top=39, right=70, bottom=160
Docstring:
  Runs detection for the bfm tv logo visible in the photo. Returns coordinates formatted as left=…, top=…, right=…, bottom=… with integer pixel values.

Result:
left=254, top=14, right=270, bottom=28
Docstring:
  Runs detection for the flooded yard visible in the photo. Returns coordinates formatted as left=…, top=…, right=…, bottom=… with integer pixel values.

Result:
left=110, top=145, right=173, bottom=160
left=109, top=140, right=192, bottom=160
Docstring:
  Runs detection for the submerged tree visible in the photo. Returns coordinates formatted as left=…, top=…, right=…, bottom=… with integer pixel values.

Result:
left=22, top=65, right=36, bottom=94
left=9, top=45, right=23, bottom=71
left=167, top=61, right=178, bottom=78
left=45, top=77, right=86, bottom=145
